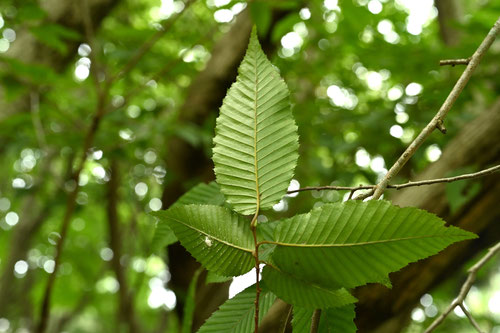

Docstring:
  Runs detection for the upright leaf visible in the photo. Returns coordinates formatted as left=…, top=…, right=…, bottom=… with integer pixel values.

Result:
left=152, top=205, right=254, bottom=277
left=182, top=268, right=203, bottom=333
left=198, top=286, right=276, bottom=333
left=213, top=27, right=299, bottom=215
left=271, top=200, right=476, bottom=289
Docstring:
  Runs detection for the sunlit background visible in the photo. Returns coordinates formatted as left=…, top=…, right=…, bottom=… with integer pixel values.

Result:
left=0, top=0, right=499, bottom=332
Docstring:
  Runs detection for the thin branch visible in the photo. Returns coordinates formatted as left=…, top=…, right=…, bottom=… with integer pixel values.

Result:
left=423, top=241, right=500, bottom=333
left=310, top=309, right=322, bottom=333
left=371, top=16, right=500, bottom=200
left=459, top=303, right=484, bottom=333
left=287, top=164, right=500, bottom=195
left=109, top=0, right=194, bottom=83
left=440, top=58, right=471, bottom=66
left=35, top=2, right=110, bottom=331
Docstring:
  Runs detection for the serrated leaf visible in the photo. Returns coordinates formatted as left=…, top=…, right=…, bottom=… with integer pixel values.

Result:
left=152, top=182, right=225, bottom=251
left=292, top=305, right=357, bottom=333
left=262, top=266, right=357, bottom=309
left=152, top=205, right=254, bottom=277
left=212, top=27, right=299, bottom=215
left=271, top=200, right=476, bottom=289
left=206, top=271, right=233, bottom=284
left=198, top=285, right=276, bottom=333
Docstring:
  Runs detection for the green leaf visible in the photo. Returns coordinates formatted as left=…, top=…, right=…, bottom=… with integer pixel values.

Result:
left=182, top=268, right=203, bottom=333
left=262, top=266, right=356, bottom=309
left=318, top=304, right=357, bottom=333
left=198, top=285, right=276, bottom=333
left=250, top=2, right=272, bottom=36
left=445, top=167, right=481, bottom=214
left=29, top=24, right=81, bottom=54
left=151, top=182, right=225, bottom=251
left=206, top=271, right=233, bottom=284
left=270, top=200, right=476, bottom=289
left=292, top=307, right=312, bottom=333
left=292, top=305, right=357, bottom=333
left=212, top=27, right=299, bottom=215
left=152, top=205, right=254, bottom=276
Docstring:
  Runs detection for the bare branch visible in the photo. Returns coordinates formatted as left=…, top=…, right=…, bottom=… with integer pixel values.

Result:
left=423, top=241, right=500, bottom=333
left=287, top=164, right=500, bottom=195
left=310, top=309, right=322, bottom=333
left=459, top=304, right=484, bottom=333
left=440, top=58, right=471, bottom=66
left=371, top=16, right=500, bottom=200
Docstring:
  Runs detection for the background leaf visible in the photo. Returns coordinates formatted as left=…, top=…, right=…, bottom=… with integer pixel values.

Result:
left=212, top=27, right=299, bottom=215
left=292, top=305, right=357, bottom=333
left=152, top=205, right=254, bottom=277
left=270, top=200, right=476, bottom=289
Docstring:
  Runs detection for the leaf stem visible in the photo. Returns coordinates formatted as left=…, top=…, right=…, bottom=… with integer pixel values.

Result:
left=251, top=210, right=261, bottom=333
left=310, top=309, right=322, bottom=333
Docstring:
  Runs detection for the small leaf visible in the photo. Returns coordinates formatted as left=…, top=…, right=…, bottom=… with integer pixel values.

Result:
left=270, top=200, right=476, bottom=289
left=213, top=27, right=299, bottom=215
left=198, top=286, right=276, bottom=333
left=152, top=205, right=254, bottom=277
left=262, top=265, right=357, bottom=309
left=152, top=182, right=225, bottom=251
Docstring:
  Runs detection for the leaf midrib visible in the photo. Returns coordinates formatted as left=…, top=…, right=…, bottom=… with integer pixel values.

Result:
left=274, top=233, right=466, bottom=248
left=166, top=216, right=253, bottom=253
left=252, top=49, right=260, bottom=211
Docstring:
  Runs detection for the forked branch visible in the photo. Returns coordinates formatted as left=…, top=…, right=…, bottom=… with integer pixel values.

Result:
left=371, top=16, right=500, bottom=200
left=287, top=164, right=500, bottom=196
left=424, top=242, right=500, bottom=333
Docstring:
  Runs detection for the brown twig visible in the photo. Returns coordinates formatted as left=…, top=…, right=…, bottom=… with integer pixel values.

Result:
left=287, top=164, right=500, bottom=196
left=251, top=208, right=262, bottom=333
left=109, top=0, right=194, bottom=83
left=423, top=241, right=500, bottom=333
left=35, top=2, right=110, bottom=332
left=310, top=309, right=322, bottom=333
left=439, top=58, right=471, bottom=66
left=371, top=16, right=500, bottom=200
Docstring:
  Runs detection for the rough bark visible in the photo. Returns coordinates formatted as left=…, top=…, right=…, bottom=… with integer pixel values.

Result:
left=354, top=98, right=500, bottom=332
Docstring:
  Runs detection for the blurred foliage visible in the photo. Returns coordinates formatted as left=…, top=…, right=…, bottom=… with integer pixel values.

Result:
left=0, top=0, right=499, bottom=332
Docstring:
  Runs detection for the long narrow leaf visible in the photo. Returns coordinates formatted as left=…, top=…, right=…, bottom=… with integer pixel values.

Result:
left=213, top=27, right=299, bottom=215
left=271, top=200, right=476, bottom=289
left=152, top=205, right=254, bottom=277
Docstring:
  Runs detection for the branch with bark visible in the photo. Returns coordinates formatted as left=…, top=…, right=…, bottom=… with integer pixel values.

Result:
left=424, top=242, right=500, bottom=333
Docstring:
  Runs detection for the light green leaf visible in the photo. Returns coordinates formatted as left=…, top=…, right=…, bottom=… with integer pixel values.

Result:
left=262, top=265, right=356, bottom=309
left=292, top=307, right=312, bottom=333
left=212, top=27, right=299, bottom=215
left=176, top=182, right=226, bottom=206
left=151, top=182, right=225, bottom=251
left=271, top=200, right=476, bottom=289
left=206, top=271, right=233, bottom=284
left=152, top=205, right=254, bottom=277
left=198, top=285, right=276, bottom=333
